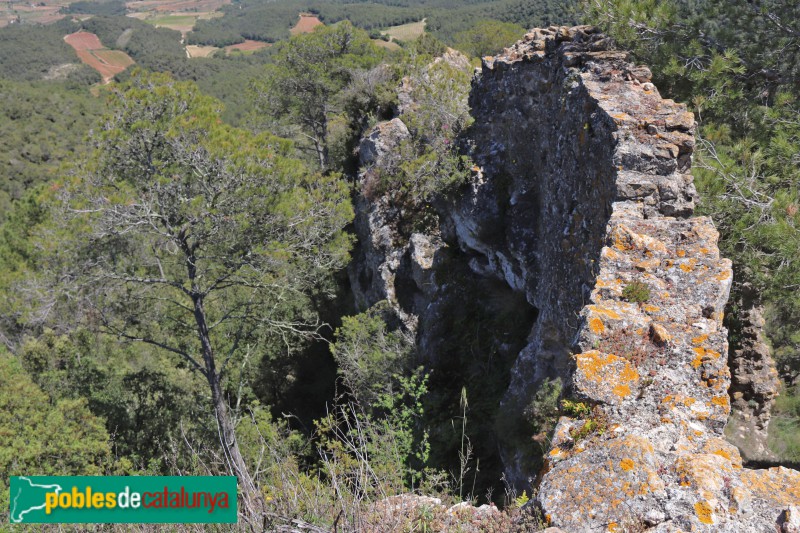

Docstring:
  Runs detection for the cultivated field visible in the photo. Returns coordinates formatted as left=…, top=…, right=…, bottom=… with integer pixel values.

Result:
left=64, top=31, right=135, bottom=82
left=125, top=0, right=229, bottom=14
left=0, top=0, right=67, bottom=27
left=64, top=31, right=104, bottom=50
left=381, top=19, right=425, bottom=42
left=224, top=39, right=270, bottom=54
left=290, top=14, right=323, bottom=35
left=186, top=44, right=218, bottom=57
left=146, top=11, right=222, bottom=34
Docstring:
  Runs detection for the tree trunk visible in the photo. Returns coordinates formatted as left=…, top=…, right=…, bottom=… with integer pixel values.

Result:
left=208, top=371, right=264, bottom=514
left=192, top=292, right=264, bottom=520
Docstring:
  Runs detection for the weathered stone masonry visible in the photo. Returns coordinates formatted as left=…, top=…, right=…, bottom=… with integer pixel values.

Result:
left=352, top=26, right=800, bottom=531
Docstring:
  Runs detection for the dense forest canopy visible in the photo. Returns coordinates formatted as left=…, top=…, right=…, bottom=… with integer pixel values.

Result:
left=0, top=0, right=799, bottom=527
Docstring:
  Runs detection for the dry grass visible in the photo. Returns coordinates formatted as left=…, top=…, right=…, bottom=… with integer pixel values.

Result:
left=372, top=39, right=401, bottom=51
left=381, top=19, right=425, bottom=42
left=224, top=40, right=271, bottom=54
left=186, top=44, right=219, bottom=58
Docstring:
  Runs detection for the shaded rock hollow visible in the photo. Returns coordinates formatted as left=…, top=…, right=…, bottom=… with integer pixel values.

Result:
left=350, top=25, right=800, bottom=531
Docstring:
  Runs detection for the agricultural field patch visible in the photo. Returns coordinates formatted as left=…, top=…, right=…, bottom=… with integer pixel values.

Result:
left=64, top=30, right=134, bottom=82
left=372, top=38, right=401, bottom=51
left=290, top=14, right=322, bottom=36
left=381, top=19, right=425, bottom=42
left=223, top=39, right=269, bottom=54
left=64, top=30, right=104, bottom=50
left=0, top=0, right=67, bottom=27
left=125, top=0, right=228, bottom=15
left=186, top=44, right=217, bottom=57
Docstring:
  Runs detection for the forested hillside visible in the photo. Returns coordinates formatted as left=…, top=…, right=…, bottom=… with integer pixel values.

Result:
left=0, top=0, right=799, bottom=528
left=187, top=0, right=577, bottom=46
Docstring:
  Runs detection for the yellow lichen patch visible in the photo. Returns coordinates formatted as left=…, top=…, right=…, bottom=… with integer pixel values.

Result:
left=634, top=258, right=660, bottom=271
left=587, top=305, right=621, bottom=319
left=677, top=249, right=686, bottom=258
left=575, top=350, right=640, bottom=404
left=644, top=304, right=661, bottom=313
left=613, top=384, right=631, bottom=398
left=607, top=522, right=620, bottom=532
left=694, top=501, right=714, bottom=524
left=676, top=454, right=733, bottom=493
left=715, top=270, right=731, bottom=281
left=680, top=262, right=693, bottom=272
left=611, top=224, right=668, bottom=253
left=590, top=317, right=606, bottom=334
left=711, top=395, right=729, bottom=407
left=713, top=449, right=731, bottom=460
left=619, top=458, right=634, bottom=471
left=602, top=247, right=621, bottom=260
left=692, top=346, right=721, bottom=368
left=741, top=467, right=800, bottom=507
left=701, top=438, right=743, bottom=468
left=692, top=334, right=709, bottom=345
left=611, top=112, right=635, bottom=124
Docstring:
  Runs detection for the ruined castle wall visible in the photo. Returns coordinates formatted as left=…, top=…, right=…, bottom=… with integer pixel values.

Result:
left=453, top=25, right=700, bottom=486
left=350, top=26, right=800, bottom=530
left=466, top=26, right=799, bottom=531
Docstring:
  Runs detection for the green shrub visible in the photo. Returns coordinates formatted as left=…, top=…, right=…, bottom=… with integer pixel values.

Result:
left=561, top=399, right=591, bottom=418
left=622, top=280, right=651, bottom=303
left=523, top=378, right=562, bottom=439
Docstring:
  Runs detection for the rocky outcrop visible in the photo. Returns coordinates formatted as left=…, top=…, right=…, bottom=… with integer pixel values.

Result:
left=350, top=25, right=800, bottom=531
left=727, top=305, right=780, bottom=461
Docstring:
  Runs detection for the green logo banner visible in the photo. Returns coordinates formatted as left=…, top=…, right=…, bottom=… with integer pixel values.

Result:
left=9, top=476, right=237, bottom=524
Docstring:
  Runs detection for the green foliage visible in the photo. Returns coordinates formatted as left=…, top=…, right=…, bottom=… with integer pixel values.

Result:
left=561, top=399, right=591, bottom=418
left=331, top=302, right=414, bottom=405
left=621, top=280, right=651, bottom=303
left=514, top=490, right=529, bottom=508
left=523, top=378, right=562, bottom=438
left=569, top=415, right=607, bottom=442
left=17, top=329, right=205, bottom=466
left=367, top=54, right=474, bottom=208
left=0, top=347, right=113, bottom=516
left=0, top=22, right=100, bottom=82
left=318, top=370, right=431, bottom=496
left=252, top=22, right=385, bottom=169
left=63, top=0, right=126, bottom=16
left=0, top=80, right=102, bottom=220
left=770, top=386, right=800, bottom=462
left=185, top=0, right=579, bottom=49
left=452, top=19, right=526, bottom=58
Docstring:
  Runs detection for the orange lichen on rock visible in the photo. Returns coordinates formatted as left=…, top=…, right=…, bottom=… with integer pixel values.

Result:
left=715, top=270, right=731, bottom=281
left=694, top=501, right=714, bottom=524
left=711, top=395, right=729, bottom=407
left=590, top=317, right=605, bottom=334
left=676, top=454, right=734, bottom=493
left=587, top=305, right=621, bottom=319
left=575, top=350, right=639, bottom=404
left=741, top=467, right=800, bottom=507
left=619, top=458, right=634, bottom=471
